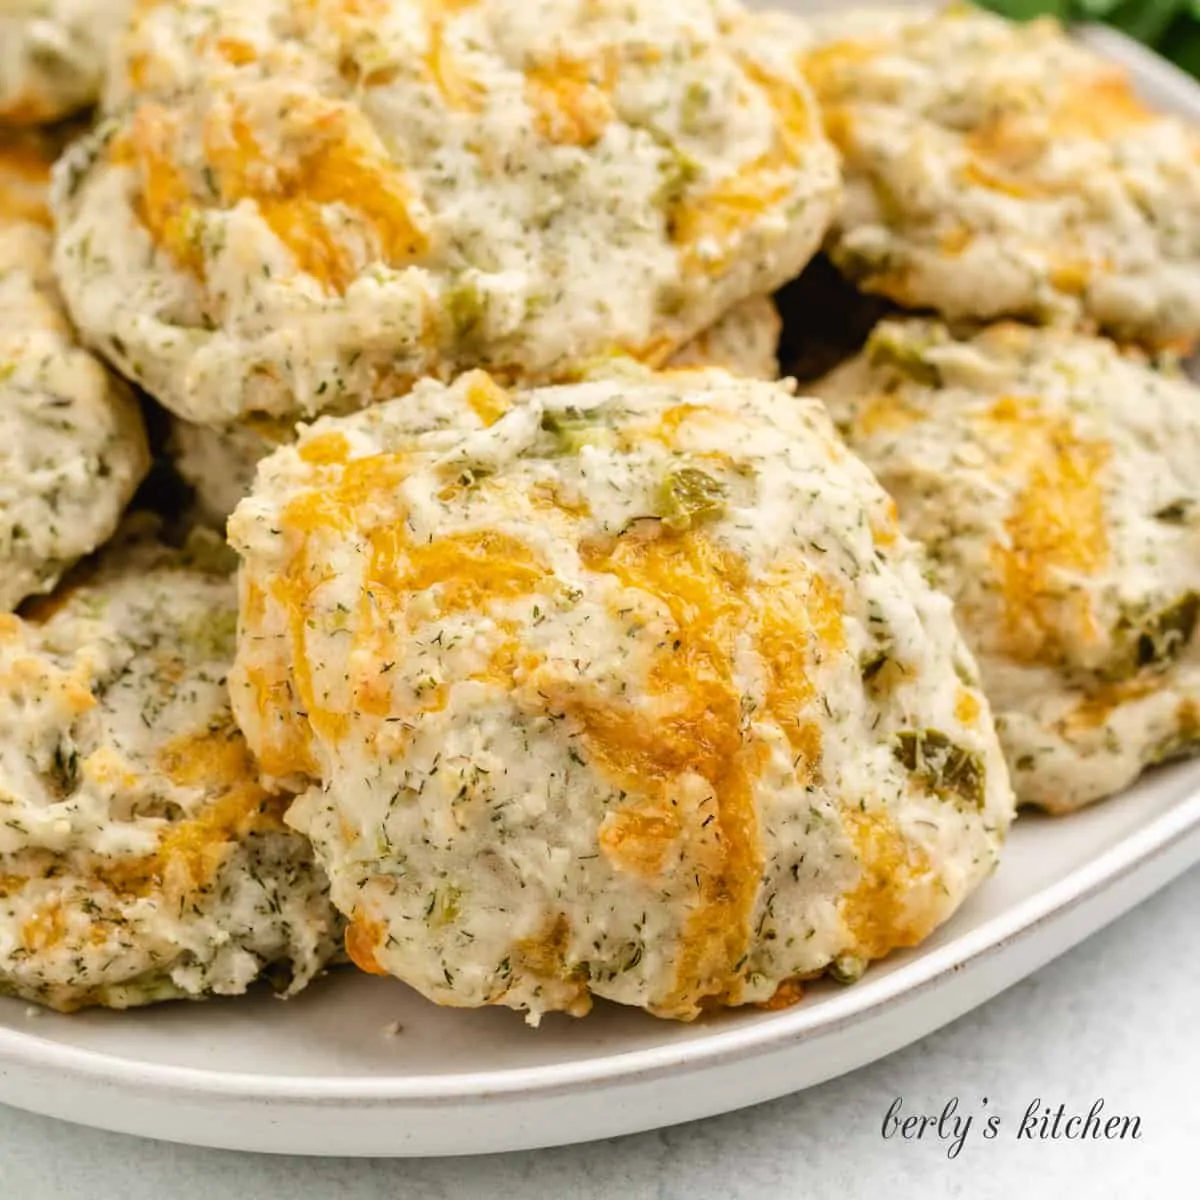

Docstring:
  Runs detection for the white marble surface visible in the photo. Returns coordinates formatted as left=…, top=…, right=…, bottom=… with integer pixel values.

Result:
left=0, top=867, right=1193, bottom=1199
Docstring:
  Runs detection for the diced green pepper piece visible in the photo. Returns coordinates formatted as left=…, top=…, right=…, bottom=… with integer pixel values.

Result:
left=828, top=954, right=867, bottom=985
left=1137, top=593, right=1200, bottom=669
left=1110, top=592, right=1200, bottom=679
left=425, top=885, right=462, bottom=928
left=447, top=279, right=486, bottom=348
left=894, top=728, right=986, bottom=808
left=656, top=468, right=727, bottom=532
left=865, top=326, right=943, bottom=386
left=540, top=408, right=615, bottom=455
left=656, top=145, right=702, bottom=212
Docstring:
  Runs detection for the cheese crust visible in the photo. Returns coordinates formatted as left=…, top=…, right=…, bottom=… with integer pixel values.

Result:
left=0, top=1, right=127, bottom=124
left=0, top=131, right=149, bottom=611
left=816, top=318, right=1200, bottom=812
left=0, top=524, right=341, bottom=1011
left=52, top=0, right=838, bottom=425
left=796, top=6, right=1200, bottom=345
left=228, top=365, right=1013, bottom=1023
left=170, top=296, right=781, bottom=525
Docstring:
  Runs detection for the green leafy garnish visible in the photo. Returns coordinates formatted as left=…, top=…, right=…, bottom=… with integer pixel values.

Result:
left=894, top=729, right=986, bottom=808
left=979, top=0, right=1200, bottom=79
left=1160, top=13, right=1200, bottom=75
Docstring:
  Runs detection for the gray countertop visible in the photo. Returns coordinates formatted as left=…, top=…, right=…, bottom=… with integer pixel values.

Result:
left=0, top=867, right=1193, bottom=1199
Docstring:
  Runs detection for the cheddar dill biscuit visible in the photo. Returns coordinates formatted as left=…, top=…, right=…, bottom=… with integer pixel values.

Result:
left=0, top=0, right=128, bottom=124
left=798, top=6, right=1200, bottom=345
left=228, top=365, right=1014, bottom=1023
left=53, top=0, right=839, bottom=424
left=0, top=524, right=341, bottom=1011
left=0, top=130, right=148, bottom=611
left=817, top=318, right=1200, bottom=811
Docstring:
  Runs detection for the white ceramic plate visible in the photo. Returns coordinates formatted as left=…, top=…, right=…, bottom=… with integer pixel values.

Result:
left=3, top=9, right=1200, bottom=1158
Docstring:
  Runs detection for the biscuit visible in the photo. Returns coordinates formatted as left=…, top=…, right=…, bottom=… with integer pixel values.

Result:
left=0, top=524, right=341, bottom=1011
left=0, top=1, right=127, bottom=124
left=228, top=365, right=1014, bottom=1022
left=798, top=7, right=1200, bottom=344
left=53, top=0, right=839, bottom=423
left=0, top=131, right=148, bottom=611
left=816, top=318, right=1200, bottom=811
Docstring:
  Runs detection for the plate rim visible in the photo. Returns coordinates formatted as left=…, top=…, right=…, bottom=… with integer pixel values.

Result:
left=2, top=780, right=1197, bottom=1106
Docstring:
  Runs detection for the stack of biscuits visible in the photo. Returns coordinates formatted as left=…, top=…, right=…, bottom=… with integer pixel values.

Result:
left=0, top=0, right=1196, bottom=1025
